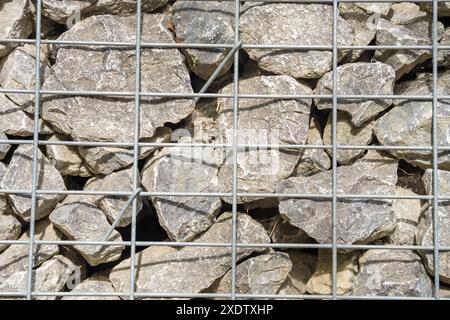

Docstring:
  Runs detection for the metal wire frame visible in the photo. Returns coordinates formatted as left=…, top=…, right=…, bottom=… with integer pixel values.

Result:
left=0, top=0, right=448, bottom=300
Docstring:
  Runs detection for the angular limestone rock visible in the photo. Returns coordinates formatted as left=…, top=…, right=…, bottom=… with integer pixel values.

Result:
left=438, top=27, right=450, bottom=67
left=0, top=132, right=10, bottom=160
left=323, top=112, right=373, bottom=165
left=42, top=14, right=194, bottom=143
left=0, top=145, right=66, bottom=221
left=110, top=213, right=270, bottom=296
left=49, top=201, right=125, bottom=266
left=0, top=214, right=21, bottom=253
left=278, top=251, right=317, bottom=295
left=315, top=62, right=395, bottom=127
left=388, top=3, right=427, bottom=25
left=62, top=275, right=120, bottom=300
left=240, top=4, right=354, bottom=79
left=0, top=162, right=10, bottom=215
left=352, top=250, right=433, bottom=297
left=87, top=0, right=169, bottom=16
left=270, top=219, right=312, bottom=245
left=373, top=71, right=450, bottom=170
left=172, top=1, right=236, bottom=80
left=277, top=151, right=398, bottom=244
left=217, top=75, right=312, bottom=205
left=42, top=0, right=97, bottom=24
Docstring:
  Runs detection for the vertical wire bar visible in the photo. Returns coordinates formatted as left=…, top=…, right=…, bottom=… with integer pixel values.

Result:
left=431, top=0, right=440, bottom=300
left=26, top=0, right=43, bottom=300
left=230, top=0, right=241, bottom=300
left=129, top=0, right=143, bottom=301
left=331, top=0, right=339, bottom=300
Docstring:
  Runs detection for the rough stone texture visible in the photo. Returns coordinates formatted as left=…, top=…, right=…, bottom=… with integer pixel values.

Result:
left=172, top=1, right=236, bottom=80
left=42, top=14, right=194, bottom=143
left=49, top=201, right=125, bottom=266
left=42, top=0, right=97, bottom=24
left=416, top=169, right=450, bottom=284
left=385, top=187, right=421, bottom=245
left=293, top=117, right=331, bottom=177
left=352, top=2, right=392, bottom=16
left=374, top=71, right=450, bottom=170
left=240, top=4, right=355, bottom=79
left=438, top=27, right=450, bottom=67
left=388, top=3, right=427, bottom=25
left=0, top=45, right=52, bottom=112
left=46, top=133, right=92, bottom=177
left=110, top=213, right=270, bottom=296
left=420, top=2, right=450, bottom=17
left=0, top=132, right=10, bottom=160
left=352, top=250, right=433, bottom=297
left=270, top=219, right=312, bottom=244
left=323, top=112, right=373, bottom=165
left=217, top=75, right=312, bottom=205
left=0, top=162, right=9, bottom=215
left=315, top=62, right=395, bottom=127
left=277, top=151, right=398, bottom=245
left=0, top=213, right=21, bottom=253
left=278, top=251, right=317, bottom=295
left=0, top=255, right=76, bottom=299
left=62, top=275, right=120, bottom=300
left=87, top=0, right=169, bottom=16
left=211, top=252, right=292, bottom=295
left=0, top=0, right=33, bottom=57
left=0, top=145, right=66, bottom=221
left=141, top=142, right=222, bottom=241
left=306, top=250, right=359, bottom=295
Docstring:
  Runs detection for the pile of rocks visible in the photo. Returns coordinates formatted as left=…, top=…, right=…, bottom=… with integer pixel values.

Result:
left=0, top=0, right=449, bottom=299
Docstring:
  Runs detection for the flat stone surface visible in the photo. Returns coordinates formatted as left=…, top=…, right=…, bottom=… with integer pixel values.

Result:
left=352, top=250, right=433, bottom=297
left=49, top=201, right=125, bottom=266
left=42, top=14, right=194, bottom=143
left=42, top=0, right=96, bottom=24
left=217, top=75, right=312, bottom=205
left=0, top=214, right=21, bottom=253
left=172, top=0, right=236, bottom=80
left=240, top=4, right=354, bottom=79
left=315, top=62, right=395, bottom=127
left=0, top=132, right=10, bottom=160
left=0, top=145, right=66, bottom=221
left=323, top=112, right=373, bottom=165
left=87, top=0, right=169, bottom=15
left=373, top=71, right=450, bottom=170
left=278, top=251, right=317, bottom=295
left=62, top=275, right=120, bottom=300
left=277, top=151, right=398, bottom=245
left=388, top=3, right=427, bottom=25
left=110, top=213, right=270, bottom=296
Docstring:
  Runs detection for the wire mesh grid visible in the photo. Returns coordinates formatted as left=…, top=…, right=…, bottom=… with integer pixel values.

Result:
left=0, top=0, right=448, bottom=300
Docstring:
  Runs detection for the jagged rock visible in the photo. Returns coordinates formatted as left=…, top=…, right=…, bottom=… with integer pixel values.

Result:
left=142, top=141, right=221, bottom=241
left=0, top=45, right=52, bottom=112
left=217, top=75, right=312, bottom=205
left=87, top=0, right=169, bottom=15
left=46, top=133, right=92, bottom=177
left=240, top=4, right=354, bottom=79
left=49, top=201, right=125, bottom=266
left=0, top=255, right=76, bottom=299
left=315, top=62, right=395, bottom=127
left=0, top=0, right=33, bottom=57
left=323, top=112, right=373, bottom=165
left=270, top=219, right=312, bottom=244
left=78, top=127, right=172, bottom=175
left=172, top=1, right=236, bottom=80
left=42, top=14, right=194, bottom=143
left=385, top=187, right=421, bottom=245
left=0, top=132, right=10, bottom=160
left=277, top=151, right=398, bottom=245
left=110, top=213, right=270, bottom=296
left=352, top=250, right=433, bottom=297
left=388, top=3, right=427, bottom=25
left=420, top=2, right=450, bottom=17
left=293, top=117, right=331, bottom=177
left=352, top=2, right=392, bottom=16
left=306, top=250, right=359, bottom=295
left=416, top=169, right=450, bottom=284
left=0, top=214, right=21, bottom=253
left=42, top=0, right=96, bottom=24
left=278, top=251, right=317, bottom=295
left=0, top=145, right=66, bottom=221
left=211, top=252, right=292, bottom=296
left=62, top=275, right=120, bottom=300
left=373, top=71, right=450, bottom=170
left=0, top=162, right=10, bottom=215
left=438, top=27, right=450, bottom=67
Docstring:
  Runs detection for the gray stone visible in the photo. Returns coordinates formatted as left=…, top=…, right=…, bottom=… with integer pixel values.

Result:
left=388, top=3, right=427, bottom=25
left=0, top=162, right=9, bottom=215
left=353, top=2, right=392, bottom=16
left=211, top=252, right=292, bottom=296
left=323, top=112, right=373, bottom=165
left=0, top=0, right=33, bottom=57
left=315, top=62, right=395, bottom=127
left=87, top=0, right=169, bottom=16
left=49, top=201, right=125, bottom=266
left=373, top=71, right=450, bottom=170
left=42, top=0, right=96, bottom=24
left=110, top=213, right=270, bottom=296
left=172, top=1, right=236, bottom=80
left=0, top=132, right=10, bottom=160
left=277, top=151, right=398, bottom=245
left=270, top=219, right=312, bottom=245
left=352, top=250, right=433, bottom=297
left=217, top=75, right=312, bottom=205
left=278, top=251, right=317, bottom=295
left=240, top=4, right=355, bottom=79
left=0, top=213, right=21, bottom=253
left=62, top=275, right=120, bottom=300
left=438, top=27, right=450, bottom=67
left=46, top=133, right=92, bottom=177
left=420, top=2, right=450, bottom=17
left=416, top=169, right=450, bottom=284
left=141, top=141, right=222, bottom=241
left=42, top=14, right=194, bottom=143
left=306, top=250, right=359, bottom=295
left=0, top=145, right=66, bottom=221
